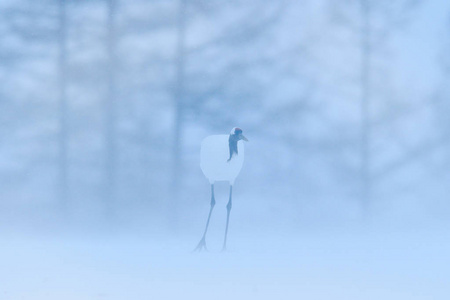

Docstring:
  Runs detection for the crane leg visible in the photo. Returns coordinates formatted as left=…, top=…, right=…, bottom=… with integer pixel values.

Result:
left=194, top=184, right=215, bottom=251
left=222, top=185, right=233, bottom=251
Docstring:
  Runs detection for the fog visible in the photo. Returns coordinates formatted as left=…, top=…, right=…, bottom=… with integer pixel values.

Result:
left=1, top=0, right=450, bottom=299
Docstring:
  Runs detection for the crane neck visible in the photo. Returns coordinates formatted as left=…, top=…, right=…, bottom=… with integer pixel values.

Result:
left=228, top=134, right=239, bottom=162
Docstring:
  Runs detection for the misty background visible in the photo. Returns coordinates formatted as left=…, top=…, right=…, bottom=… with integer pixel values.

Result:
left=1, top=0, right=450, bottom=299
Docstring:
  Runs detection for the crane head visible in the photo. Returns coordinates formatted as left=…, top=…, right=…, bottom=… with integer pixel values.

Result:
left=230, top=127, right=248, bottom=142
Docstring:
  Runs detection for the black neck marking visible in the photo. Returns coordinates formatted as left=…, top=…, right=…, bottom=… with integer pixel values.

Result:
left=227, top=134, right=239, bottom=162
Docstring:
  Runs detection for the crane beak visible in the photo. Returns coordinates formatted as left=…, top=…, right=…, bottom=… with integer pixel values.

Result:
left=239, top=134, right=248, bottom=142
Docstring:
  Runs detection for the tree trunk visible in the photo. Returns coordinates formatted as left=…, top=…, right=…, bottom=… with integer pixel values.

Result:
left=58, top=0, right=69, bottom=210
left=105, top=0, right=118, bottom=217
left=172, top=0, right=187, bottom=215
left=360, top=0, right=371, bottom=218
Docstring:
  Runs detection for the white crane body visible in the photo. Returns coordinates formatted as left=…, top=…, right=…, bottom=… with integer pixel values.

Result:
left=200, top=135, right=245, bottom=185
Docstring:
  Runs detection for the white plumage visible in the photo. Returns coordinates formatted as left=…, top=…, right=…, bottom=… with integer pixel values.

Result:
left=200, top=135, right=245, bottom=185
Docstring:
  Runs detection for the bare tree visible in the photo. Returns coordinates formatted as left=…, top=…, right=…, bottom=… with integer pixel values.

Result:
left=360, top=0, right=371, bottom=217
left=105, top=0, right=118, bottom=216
left=171, top=0, right=187, bottom=214
left=327, top=0, right=421, bottom=218
left=58, top=0, right=69, bottom=210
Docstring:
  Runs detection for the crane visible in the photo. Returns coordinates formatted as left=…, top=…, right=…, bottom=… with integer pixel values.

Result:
left=194, top=127, right=248, bottom=251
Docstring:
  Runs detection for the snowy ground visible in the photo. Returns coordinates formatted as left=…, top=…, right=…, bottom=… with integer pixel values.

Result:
left=1, top=228, right=449, bottom=300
